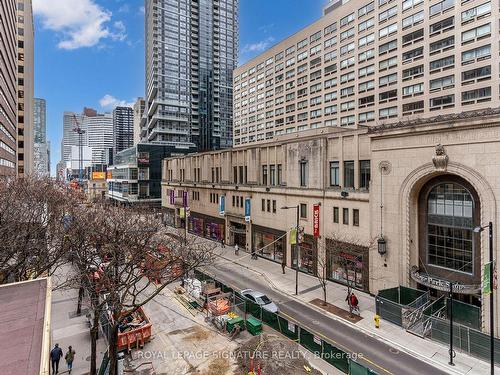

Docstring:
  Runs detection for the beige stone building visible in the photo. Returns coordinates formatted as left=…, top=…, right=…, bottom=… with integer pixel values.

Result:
left=162, top=109, right=500, bottom=335
left=233, top=0, right=498, bottom=147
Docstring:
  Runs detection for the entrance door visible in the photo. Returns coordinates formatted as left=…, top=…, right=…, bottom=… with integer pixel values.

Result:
left=231, top=222, right=247, bottom=249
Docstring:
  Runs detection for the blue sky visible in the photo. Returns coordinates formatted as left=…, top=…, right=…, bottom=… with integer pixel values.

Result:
left=34, top=0, right=327, bottom=174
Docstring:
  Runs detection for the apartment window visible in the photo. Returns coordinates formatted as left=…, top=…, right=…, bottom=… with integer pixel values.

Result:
left=340, top=12, right=355, bottom=27
left=403, top=65, right=424, bottom=80
left=462, top=23, right=491, bottom=43
left=379, top=73, right=397, bottom=86
left=343, top=208, right=349, bottom=225
left=359, top=48, right=375, bottom=62
left=324, top=36, right=337, bottom=49
left=325, top=22, right=337, bottom=35
left=358, top=33, right=375, bottom=48
left=310, top=31, right=321, bottom=43
left=462, top=2, right=491, bottom=23
left=403, top=100, right=424, bottom=113
left=324, top=51, right=337, bottom=63
left=403, top=0, right=423, bottom=11
left=430, top=36, right=455, bottom=53
left=341, top=115, right=355, bottom=126
left=330, top=161, right=340, bottom=186
left=379, top=6, right=398, bottom=22
left=300, top=203, right=307, bottom=219
left=267, top=199, right=271, bottom=212
left=403, top=83, right=423, bottom=96
left=340, top=27, right=355, bottom=41
left=359, top=95, right=375, bottom=106
left=299, top=161, right=308, bottom=187
left=379, top=106, right=398, bottom=118
left=262, top=165, right=268, bottom=185
left=333, top=207, right=339, bottom=223
left=430, top=75, right=455, bottom=90
left=340, top=57, right=355, bottom=69
left=341, top=86, right=354, bottom=97
left=261, top=199, right=265, bottom=211
left=340, top=72, right=355, bottom=83
left=379, top=23, right=397, bottom=38
left=429, top=0, right=455, bottom=16
left=341, top=100, right=355, bottom=111
left=462, top=87, right=491, bottom=103
left=297, top=38, right=308, bottom=49
left=353, top=209, right=360, bottom=226
left=325, top=77, right=337, bottom=88
left=430, top=17, right=454, bottom=34
left=462, top=66, right=491, bottom=82
left=358, top=64, right=375, bottom=77
left=430, top=94, right=455, bottom=108
left=403, top=10, right=424, bottom=29
left=277, top=164, right=283, bottom=185
left=358, top=18, right=375, bottom=32
left=324, top=63, right=337, bottom=75
left=379, top=56, right=397, bottom=70
left=358, top=2, right=374, bottom=17
left=430, top=55, right=454, bottom=71
left=379, top=39, right=397, bottom=54
left=462, top=45, right=490, bottom=63
left=359, top=161, right=371, bottom=189
left=402, top=29, right=424, bottom=45
left=402, top=47, right=423, bottom=62
left=324, top=92, right=337, bottom=102
left=359, top=111, right=375, bottom=122
left=344, top=161, right=355, bottom=188
left=340, top=42, right=355, bottom=55
left=359, top=80, right=375, bottom=92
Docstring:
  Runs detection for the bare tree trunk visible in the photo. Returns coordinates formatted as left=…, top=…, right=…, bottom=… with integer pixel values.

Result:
left=90, top=311, right=99, bottom=375
left=76, top=285, right=84, bottom=315
left=323, top=287, right=327, bottom=306
left=108, top=323, right=119, bottom=375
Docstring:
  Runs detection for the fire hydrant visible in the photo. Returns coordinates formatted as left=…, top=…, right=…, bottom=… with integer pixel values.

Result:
left=374, top=314, right=380, bottom=329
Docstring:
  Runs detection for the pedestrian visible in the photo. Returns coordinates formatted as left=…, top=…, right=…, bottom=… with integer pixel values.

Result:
left=65, top=346, right=76, bottom=374
left=281, top=261, right=286, bottom=274
left=234, top=244, right=239, bottom=255
left=251, top=247, right=257, bottom=260
left=350, top=292, right=359, bottom=314
left=50, top=343, right=63, bottom=374
left=221, top=239, right=225, bottom=248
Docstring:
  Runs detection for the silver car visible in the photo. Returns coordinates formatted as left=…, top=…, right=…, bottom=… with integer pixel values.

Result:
left=241, top=289, right=279, bottom=314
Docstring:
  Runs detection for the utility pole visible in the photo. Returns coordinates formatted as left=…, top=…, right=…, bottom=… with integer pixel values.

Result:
left=295, top=205, right=299, bottom=296
left=488, top=221, right=494, bottom=375
left=449, top=281, right=455, bottom=366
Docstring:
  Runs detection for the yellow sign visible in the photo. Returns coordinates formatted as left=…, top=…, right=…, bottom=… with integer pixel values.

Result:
left=92, top=172, right=106, bottom=180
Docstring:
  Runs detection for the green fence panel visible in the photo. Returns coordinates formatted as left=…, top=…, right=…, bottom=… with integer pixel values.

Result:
left=261, top=308, right=280, bottom=331
left=376, top=297, right=402, bottom=326
left=446, top=298, right=481, bottom=330
left=468, top=328, right=500, bottom=364
left=299, top=327, right=322, bottom=355
left=278, top=316, right=299, bottom=341
left=377, top=287, right=399, bottom=303
left=322, top=341, right=349, bottom=373
left=349, top=360, right=368, bottom=375
left=246, top=300, right=262, bottom=320
left=400, top=286, right=425, bottom=306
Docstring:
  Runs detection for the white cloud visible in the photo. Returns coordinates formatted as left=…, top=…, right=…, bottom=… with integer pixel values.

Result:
left=241, top=37, right=275, bottom=54
left=139, top=6, right=145, bottom=14
left=99, top=94, right=135, bottom=109
left=118, top=4, right=130, bottom=13
left=33, top=0, right=127, bottom=50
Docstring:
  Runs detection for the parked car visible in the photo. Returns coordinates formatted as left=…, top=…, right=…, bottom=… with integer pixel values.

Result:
left=240, top=288, right=279, bottom=314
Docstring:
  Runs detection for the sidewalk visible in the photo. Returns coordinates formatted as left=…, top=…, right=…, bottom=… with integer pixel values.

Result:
left=216, top=245, right=498, bottom=375
left=50, top=270, right=107, bottom=375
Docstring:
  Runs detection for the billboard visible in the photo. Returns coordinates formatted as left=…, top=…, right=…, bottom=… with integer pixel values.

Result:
left=92, top=172, right=106, bottom=180
left=313, top=204, right=320, bottom=237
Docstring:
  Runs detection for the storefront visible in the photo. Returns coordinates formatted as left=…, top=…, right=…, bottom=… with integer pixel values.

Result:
left=187, top=213, right=225, bottom=242
left=326, top=238, right=369, bottom=292
left=292, top=234, right=317, bottom=275
left=252, top=225, right=286, bottom=264
left=229, top=221, right=247, bottom=249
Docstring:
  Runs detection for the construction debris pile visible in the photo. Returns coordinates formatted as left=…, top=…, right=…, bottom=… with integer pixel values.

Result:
left=234, top=333, right=322, bottom=375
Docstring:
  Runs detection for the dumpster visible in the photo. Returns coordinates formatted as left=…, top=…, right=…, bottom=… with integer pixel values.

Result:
left=226, top=316, right=245, bottom=333
left=246, top=316, right=262, bottom=336
left=116, top=307, right=152, bottom=352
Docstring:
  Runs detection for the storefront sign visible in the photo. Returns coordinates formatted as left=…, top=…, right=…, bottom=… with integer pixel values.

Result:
left=313, top=204, right=320, bottom=237
left=313, top=335, right=321, bottom=345
left=182, top=191, right=188, bottom=207
left=244, top=197, right=251, bottom=222
left=410, top=266, right=481, bottom=294
left=219, top=195, right=225, bottom=216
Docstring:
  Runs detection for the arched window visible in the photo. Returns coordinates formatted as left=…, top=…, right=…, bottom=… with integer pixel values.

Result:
left=427, top=182, right=474, bottom=273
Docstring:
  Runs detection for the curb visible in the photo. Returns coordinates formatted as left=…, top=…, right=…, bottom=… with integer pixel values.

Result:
left=217, top=254, right=465, bottom=375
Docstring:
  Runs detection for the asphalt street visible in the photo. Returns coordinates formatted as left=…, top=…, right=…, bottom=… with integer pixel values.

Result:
left=205, top=261, right=450, bottom=375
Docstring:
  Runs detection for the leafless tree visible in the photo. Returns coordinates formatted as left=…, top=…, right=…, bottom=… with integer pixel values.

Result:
left=63, top=202, right=216, bottom=375
left=0, top=177, right=75, bottom=283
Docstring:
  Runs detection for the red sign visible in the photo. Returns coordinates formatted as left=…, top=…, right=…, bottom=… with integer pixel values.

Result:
left=313, top=204, right=320, bottom=238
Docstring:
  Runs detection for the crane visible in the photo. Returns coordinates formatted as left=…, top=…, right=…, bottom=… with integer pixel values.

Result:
left=72, top=114, right=86, bottom=186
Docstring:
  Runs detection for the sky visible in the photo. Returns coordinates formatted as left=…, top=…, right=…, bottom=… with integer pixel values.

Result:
left=33, top=0, right=327, bottom=175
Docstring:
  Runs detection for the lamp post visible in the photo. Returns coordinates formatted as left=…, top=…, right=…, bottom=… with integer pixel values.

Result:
left=474, top=221, right=495, bottom=375
left=282, top=205, right=300, bottom=295
left=448, top=281, right=455, bottom=366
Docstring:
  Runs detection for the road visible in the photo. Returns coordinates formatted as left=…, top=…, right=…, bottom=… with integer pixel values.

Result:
left=204, top=261, right=450, bottom=375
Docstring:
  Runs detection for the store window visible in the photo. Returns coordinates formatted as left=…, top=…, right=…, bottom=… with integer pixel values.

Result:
left=300, top=203, right=307, bottom=218
left=253, top=226, right=286, bottom=263
left=326, top=239, right=369, bottom=290
left=333, top=207, right=339, bottom=223
left=343, top=208, right=349, bottom=224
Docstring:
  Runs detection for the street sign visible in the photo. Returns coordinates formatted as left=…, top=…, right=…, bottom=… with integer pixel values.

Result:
left=313, top=204, right=320, bottom=237
left=244, top=197, right=251, bottom=222
left=219, top=195, right=225, bottom=216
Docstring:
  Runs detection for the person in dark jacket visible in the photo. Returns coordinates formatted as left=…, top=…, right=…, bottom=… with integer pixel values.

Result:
left=50, top=343, right=63, bottom=374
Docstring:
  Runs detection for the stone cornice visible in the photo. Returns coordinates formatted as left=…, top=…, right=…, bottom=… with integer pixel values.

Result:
left=368, top=108, right=500, bottom=135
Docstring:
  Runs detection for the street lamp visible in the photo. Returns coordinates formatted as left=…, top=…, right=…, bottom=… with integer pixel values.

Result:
left=282, top=205, right=300, bottom=295
left=473, top=221, right=494, bottom=375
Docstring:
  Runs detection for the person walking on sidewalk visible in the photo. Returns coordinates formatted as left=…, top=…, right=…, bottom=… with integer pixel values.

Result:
left=65, top=346, right=76, bottom=374
left=221, top=239, right=225, bottom=248
left=281, top=261, right=286, bottom=274
left=50, top=343, right=63, bottom=374
left=234, top=244, right=239, bottom=255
